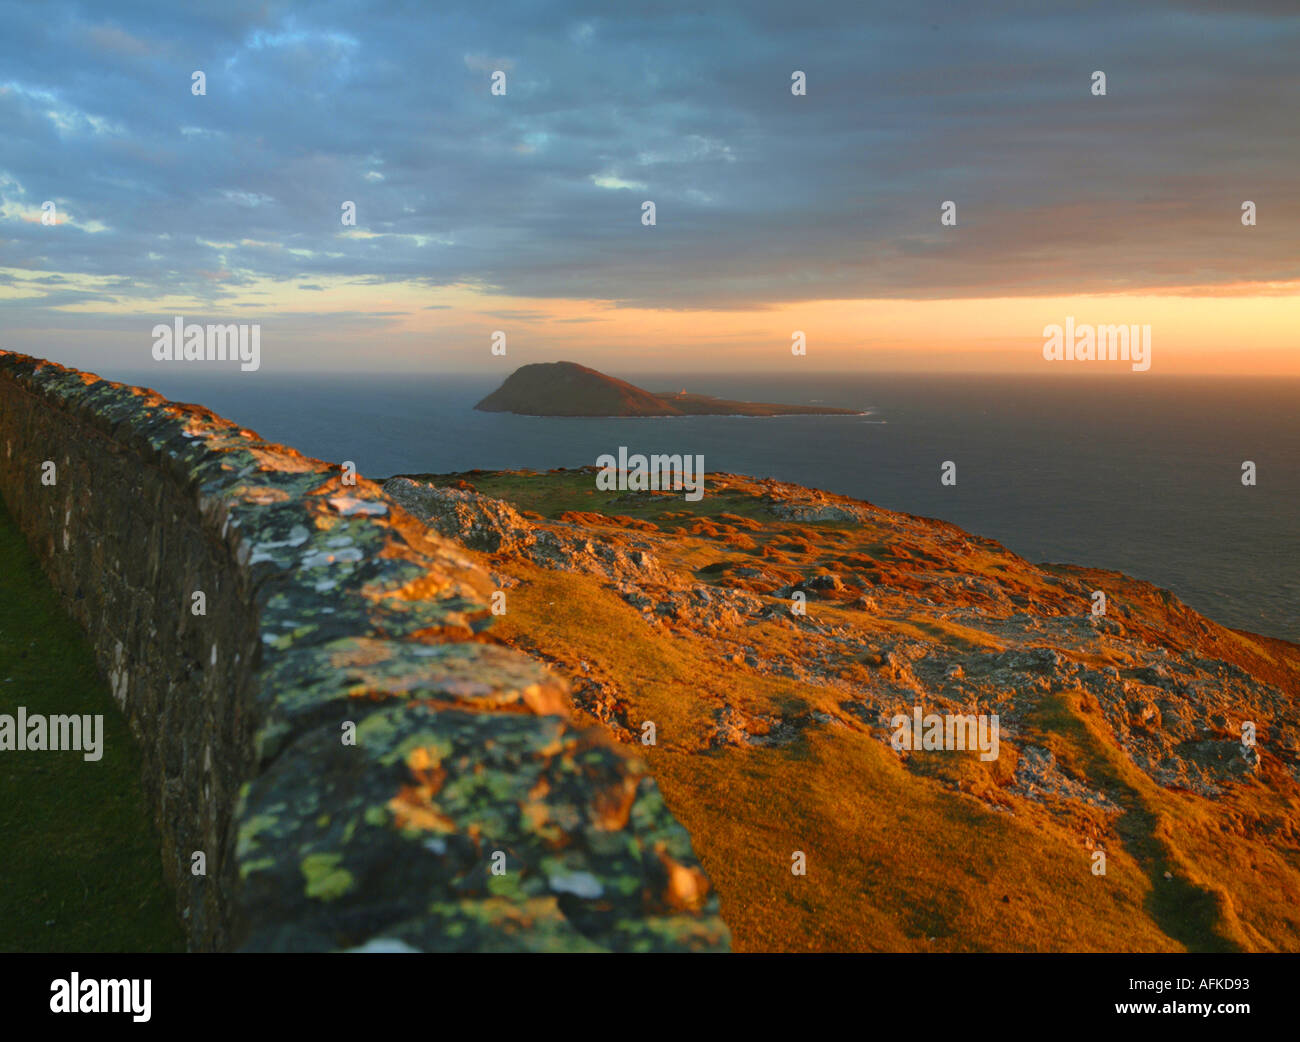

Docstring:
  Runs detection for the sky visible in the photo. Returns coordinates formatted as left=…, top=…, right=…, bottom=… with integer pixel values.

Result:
left=1, top=0, right=1297, bottom=377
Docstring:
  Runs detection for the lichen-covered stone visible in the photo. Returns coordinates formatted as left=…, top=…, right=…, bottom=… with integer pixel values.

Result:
left=0, top=352, right=728, bottom=952
left=235, top=705, right=726, bottom=952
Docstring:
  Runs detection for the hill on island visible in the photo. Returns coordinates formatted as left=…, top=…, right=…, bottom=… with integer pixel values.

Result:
left=474, top=361, right=861, bottom=417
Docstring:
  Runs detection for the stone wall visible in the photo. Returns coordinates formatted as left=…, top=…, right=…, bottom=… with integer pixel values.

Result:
left=0, top=352, right=728, bottom=952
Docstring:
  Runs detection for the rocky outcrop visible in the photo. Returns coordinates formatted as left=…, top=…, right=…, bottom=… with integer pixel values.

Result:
left=0, top=352, right=727, bottom=952
left=385, top=476, right=673, bottom=586
left=387, top=469, right=1300, bottom=805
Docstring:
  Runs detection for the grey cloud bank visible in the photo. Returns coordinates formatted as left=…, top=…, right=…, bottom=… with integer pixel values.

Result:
left=1, top=0, right=1298, bottom=369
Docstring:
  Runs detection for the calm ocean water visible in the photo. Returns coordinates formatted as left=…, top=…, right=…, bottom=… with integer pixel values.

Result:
left=116, top=370, right=1299, bottom=643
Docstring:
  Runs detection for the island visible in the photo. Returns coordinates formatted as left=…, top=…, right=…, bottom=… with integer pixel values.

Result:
left=473, top=361, right=863, bottom=417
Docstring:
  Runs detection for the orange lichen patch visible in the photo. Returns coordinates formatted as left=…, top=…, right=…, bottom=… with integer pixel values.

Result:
left=654, top=845, right=710, bottom=912
left=367, top=570, right=480, bottom=606
left=375, top=565, right=446, bottom=597
left=309, top=474, right=386, bottom=497
left=518, top=682, right=572, bottom=718
left=521, top=799, right=554, bottom=837
left=162, top=401, right=221, bottom=421
left=407, top=746, right=441, bottom=773
left=364, top=682, right=570, bottom=717
left=400, top=620, right=479, bottom=644
left=249, top=447, right=322, bottom=473
left=588, top=775, right=639, bottom=832
left=373, top=535, right=419, bottom=563
left=310, top=513, right=345, bottom=533
left=236, top=485, right=292, bottom=505
left=179, top=421, right=219, bottom=440
left=387, top=748, right=453, bottom=832
left=388, top=789, right=456, bottom=833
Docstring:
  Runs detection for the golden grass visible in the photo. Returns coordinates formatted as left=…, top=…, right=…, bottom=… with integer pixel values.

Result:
left=467, top=474, right=1300, bottom=952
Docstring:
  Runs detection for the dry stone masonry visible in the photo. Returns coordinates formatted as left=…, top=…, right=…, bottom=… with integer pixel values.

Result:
left=0, top=351, right=728, bottom=952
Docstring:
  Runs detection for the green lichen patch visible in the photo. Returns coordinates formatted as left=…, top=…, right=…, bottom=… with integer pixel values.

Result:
left=301, top=853, right=356, bottom=902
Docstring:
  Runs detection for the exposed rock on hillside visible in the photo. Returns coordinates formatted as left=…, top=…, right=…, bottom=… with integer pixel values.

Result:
left=387, top=465, right=1300, bottom=952
left=386, top=476, right=674, bottom=587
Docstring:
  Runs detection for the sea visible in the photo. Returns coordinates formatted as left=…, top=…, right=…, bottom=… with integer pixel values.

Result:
left=114, top=370, right=1299, bottom=644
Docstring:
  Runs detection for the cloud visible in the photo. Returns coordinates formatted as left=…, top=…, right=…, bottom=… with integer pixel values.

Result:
left=0, top=0, right=1295, bottom=325
left=464, top=54, right=515, bottom=73
left=590, top=173, right=647, bottom=191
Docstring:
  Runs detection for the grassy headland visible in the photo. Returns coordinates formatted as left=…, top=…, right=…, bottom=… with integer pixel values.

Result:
left=387, top=468, right=1300, bottom=952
